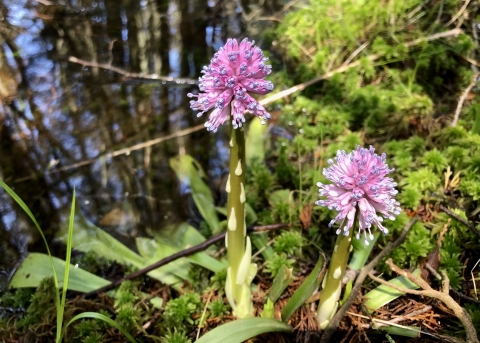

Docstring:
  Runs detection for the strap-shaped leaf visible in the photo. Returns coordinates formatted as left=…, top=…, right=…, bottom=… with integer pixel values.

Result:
left=364, top=269, right=421, bottom=312
left=281, top=253, right=326, bottom=322
left=196, top=318, right=292, bottom=343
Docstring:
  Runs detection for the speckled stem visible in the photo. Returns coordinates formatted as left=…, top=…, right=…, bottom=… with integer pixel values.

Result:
left=317, top=210, right=358, bottom=329
left=226, top=121, right=247, bottom=312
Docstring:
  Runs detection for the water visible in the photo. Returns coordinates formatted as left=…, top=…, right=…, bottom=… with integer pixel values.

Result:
left=0, top=0, right=281, bottom=291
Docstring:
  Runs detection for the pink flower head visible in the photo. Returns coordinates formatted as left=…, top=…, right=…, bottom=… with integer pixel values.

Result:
left=316, top=146, right=401, bottom=245
left=187, top=38, right=274, bottom=132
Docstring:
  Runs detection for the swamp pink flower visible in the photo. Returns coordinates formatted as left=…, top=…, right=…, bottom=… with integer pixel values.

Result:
left=316, top=146, right=401, bottom=245
left=188, top=38, right=274, bottom=132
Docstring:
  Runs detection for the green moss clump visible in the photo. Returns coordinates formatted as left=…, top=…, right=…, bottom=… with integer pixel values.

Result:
left=162, top=293, right=202, bottom=329
left=114, top=281, right=142, bottom=333
left=264, top=253, right=295, bottom=278
left=208, top=298, right=230, bottom=319
left=21, top=277, right=56, bottom=330
left=391, top=222, right=434, bottom=268
left=160, top=329, right=192, bottom=343
left=273, top=231, right=303, bottom=255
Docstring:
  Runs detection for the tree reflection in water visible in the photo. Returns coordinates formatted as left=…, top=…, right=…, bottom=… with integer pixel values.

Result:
left=0, top=0, right=280, bottom=291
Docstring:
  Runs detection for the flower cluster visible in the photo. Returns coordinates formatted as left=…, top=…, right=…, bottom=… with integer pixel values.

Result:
left=316, top=146, right=401, bottom=244
left=188, top=38, right=274, bottom=132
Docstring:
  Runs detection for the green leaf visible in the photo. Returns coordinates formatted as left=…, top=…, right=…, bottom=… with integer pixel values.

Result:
left=195, top=318, right=292, bottom=343
left=374, top=325, right=421, bottom=338
left=268, top=189, right=291, bottom=207
left=170, top=155, right=220, bottom=234
left=9, top=253, right=110, bottom=292
left=136, top=237, right=192, bottom=281
left=281, top=254, right=326, bottom=322
left=9, top=253, right=164, bottom=309
left=151, top=223, right=226, bottom=273
left=364, top=269, right=421, bottom=312
left=349, top=232, right=379, bottom=270
left=250, top=233, right=274, bottom=260
left=63, top=312, right=137, bottom=343
left=269, top=265, right=294, bottom=303
left=56, top=213, right=183, bottom=289
left=154, top=222, right=206, bottom=247
left=246, top=119, right=268, bottom=165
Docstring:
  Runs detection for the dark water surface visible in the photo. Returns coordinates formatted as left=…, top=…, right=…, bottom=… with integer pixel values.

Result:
left=0, top=0, right=281, bottom=291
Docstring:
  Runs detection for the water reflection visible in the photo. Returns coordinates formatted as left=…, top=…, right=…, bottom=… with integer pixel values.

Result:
left=0, top=0, right=279, bottom=291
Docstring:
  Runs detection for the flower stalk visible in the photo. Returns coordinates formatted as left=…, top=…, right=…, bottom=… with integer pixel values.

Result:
left=317, top=210, right=357, bottom=329
left=187, top=38, right=274, bottom=318
left=225, top=121, right=256, bottom=318
left=315, top=146, right=400, bottom=329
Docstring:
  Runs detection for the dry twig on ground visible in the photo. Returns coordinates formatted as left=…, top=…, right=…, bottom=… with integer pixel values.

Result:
left=368, top=259, right=479, bottom=343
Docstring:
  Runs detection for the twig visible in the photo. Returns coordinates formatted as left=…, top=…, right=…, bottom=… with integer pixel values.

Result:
left=342, top=42, right=369, bottom=67
left=439, top=204, right=480, bottom=237
left=197, top=290, right=214, bottom=340
left=368, top=260, right=479, bottom=343
left=388, top=304, right=432, bottom=324
left=319, top=217, right=419, bottom=343
left=13, top=124, right=206, bottom=183
left=436, top=0, right=445, bottom=22
left=444, top=0, right=472, bottom=27
left=68, top=56, right=198, bottom=85
left=83, top=223, right=289, bottom=299
left=471, top=258, right=480, bottom=302
left=260, top=29, right=462, bottom=106
left=451, top=72, right=479, bottom=127
left=425, top=263, right=480, bottom=305
left=347, top=310, right=462, bottom=343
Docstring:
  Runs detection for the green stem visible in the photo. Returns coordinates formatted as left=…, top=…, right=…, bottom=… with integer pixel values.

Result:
left=226, top=121, right=247, bottom=310
left=317, top=211, right=358, bottom=329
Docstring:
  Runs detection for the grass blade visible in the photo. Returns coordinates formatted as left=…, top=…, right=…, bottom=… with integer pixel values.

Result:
left=63, top=312, right=137, bottom=343
left=0, top=180, right=62, bottom=341
left=57, top=188, right=76, bottom=342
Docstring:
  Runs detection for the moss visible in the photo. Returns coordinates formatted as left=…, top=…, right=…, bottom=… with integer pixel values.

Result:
left=20, top=277, right=56, bottom=330
left=273, top=231, right=303, bottom=255
left=208, top=298, right=230, bottom=319
left=162, top=293, right=202, bottom=330
left=264, top=253, right=296, bottom=278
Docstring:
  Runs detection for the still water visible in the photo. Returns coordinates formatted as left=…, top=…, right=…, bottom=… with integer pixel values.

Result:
left=0, top=0, right=281, bottom=291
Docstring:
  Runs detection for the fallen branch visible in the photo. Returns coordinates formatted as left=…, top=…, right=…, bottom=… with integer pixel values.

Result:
left=451, top=72, right=479, bottom=127
left=83, top=223, right=289, bottom=299
left=444, top=0, right=472, bottom=27
left=347, top=310, right=463, bottom=343
left=319, top=217, right=419, bottom=343
left=425, top=263, right=480, bottom=305
left=13, top=123, right=206, bottom=183
left=68, top=56, right=198, bottom=85
left=368, top=259, right=479, bottom=343
left=439, top=204, right=480, bottom=237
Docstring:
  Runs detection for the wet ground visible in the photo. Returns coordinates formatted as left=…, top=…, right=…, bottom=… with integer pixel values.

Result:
left=0, top=0, right=281, bottom=291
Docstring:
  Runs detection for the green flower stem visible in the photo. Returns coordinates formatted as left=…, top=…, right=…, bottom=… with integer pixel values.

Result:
left=317, top=212, right=358, bottom=329
left=225, top=121, right=251, bottom=317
